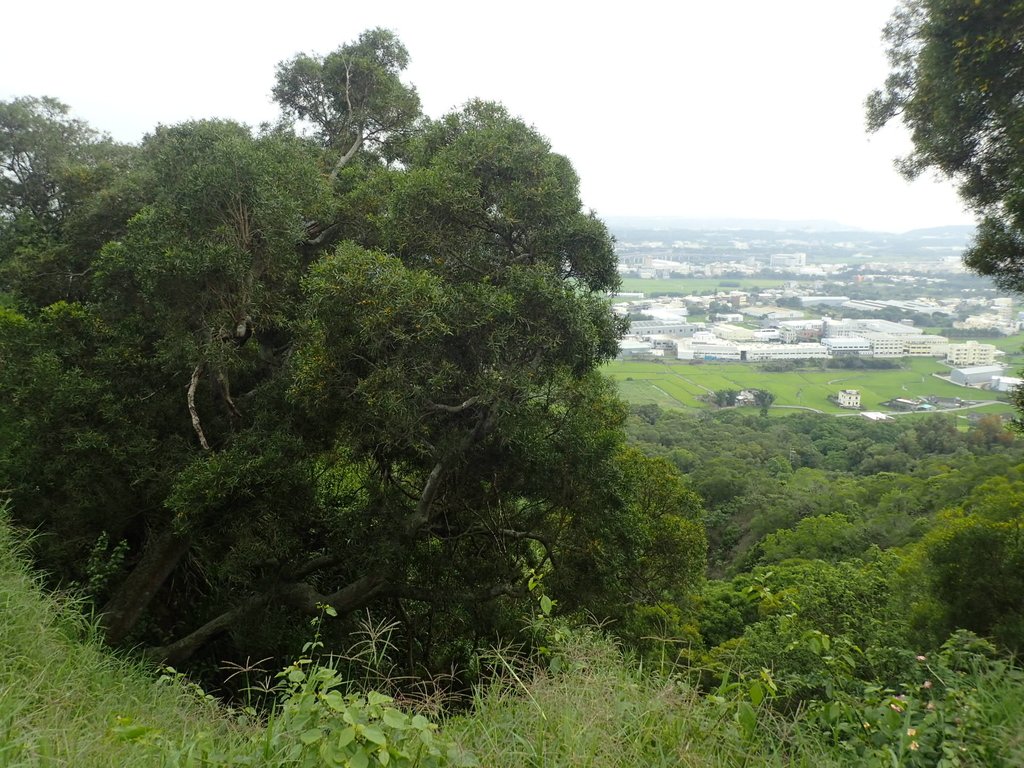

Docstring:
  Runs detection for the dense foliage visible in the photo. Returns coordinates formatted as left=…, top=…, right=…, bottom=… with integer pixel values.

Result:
left=0, top=31, right=705, bottom=676
left=626, top=407, right=1024, bottom=666
left=869, top=2, right=1024, bottom=346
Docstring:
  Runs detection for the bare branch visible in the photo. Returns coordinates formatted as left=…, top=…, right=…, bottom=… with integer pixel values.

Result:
left=187, top=364, right=211, bottom=451
left=145, top=572, right=518, bottom=665
left=217, top=372, right=242, bottom=419
left=329, top=135, right=363, bottom=183
left=404, top=407, right=497, bottom=536
left=328, top=60, right=363, bottom=183
left=429, top=525, right=558, bottom=570
left=427, top=396, right=480, bottom=414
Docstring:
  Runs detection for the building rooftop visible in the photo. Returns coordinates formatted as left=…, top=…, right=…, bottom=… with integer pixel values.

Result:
left=953, top=365, right=1006, bottom=375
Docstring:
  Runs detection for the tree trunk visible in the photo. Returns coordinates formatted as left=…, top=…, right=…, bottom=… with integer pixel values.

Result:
left=145, top=572, right=388, bottom=665
left=100, top=526, right=193, bottom=645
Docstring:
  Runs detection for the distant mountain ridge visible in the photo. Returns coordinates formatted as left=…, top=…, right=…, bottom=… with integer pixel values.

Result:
left=603, top=216, right=976, bottom=237
left=603, top=216, right=856, bottom=232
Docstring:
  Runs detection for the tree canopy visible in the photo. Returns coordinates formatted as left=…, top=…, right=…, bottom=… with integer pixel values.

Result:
left=0, top=30, right=704, bottom=674
left=867, top=1, right=1024, bottom=293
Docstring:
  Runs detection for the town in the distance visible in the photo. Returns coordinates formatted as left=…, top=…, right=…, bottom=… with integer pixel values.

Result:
left=606, top=220, right=1022, bottom=418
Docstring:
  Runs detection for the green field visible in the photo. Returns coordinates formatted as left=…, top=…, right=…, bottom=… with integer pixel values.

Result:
left=616, top=277, right=793, bottom=296
left=988, top=332, right=1024, bottom=355
left=605, top=357, right=1007, bottom=414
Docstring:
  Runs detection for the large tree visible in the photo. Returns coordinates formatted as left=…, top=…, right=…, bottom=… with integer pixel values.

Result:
left=273, top=28, right=421, bottom=180
left=0, top=33, right=704, bottom=672
left=0, top=97, right=139, bottom=305
left=867, top=1, right=1024, bottom=290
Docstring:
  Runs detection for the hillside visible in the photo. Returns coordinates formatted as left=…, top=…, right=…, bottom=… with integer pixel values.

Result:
left=4, top=506, right=1024, bottom=767
left=0, top=509, right=252, bottom=765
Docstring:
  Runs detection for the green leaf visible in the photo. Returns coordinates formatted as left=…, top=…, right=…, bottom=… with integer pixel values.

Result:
left=300, top=727, right=323, bottom=745
left=324, top=690, right=347, bottom=712
left=539, top=594, right=553, bottom=615
left=362, top=726, right=387, bottom=746
left=749, top=680, right=764, bottom=708
left=736, top=701, right=757, bottom=738
left=349, top=750, right=370, bottom=768
left=382, top=708, right=408, bottom=730
left=337, top=726, right=356, bottom=747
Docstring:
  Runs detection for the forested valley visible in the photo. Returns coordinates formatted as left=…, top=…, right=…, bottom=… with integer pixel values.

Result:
left=3, top=6, right=1024, bottom=766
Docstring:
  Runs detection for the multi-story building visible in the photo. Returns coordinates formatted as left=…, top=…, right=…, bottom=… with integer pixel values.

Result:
left=628, top=320, right=703, bottom=337
left=862, top=333, right=905, bottom=358
left=739, top=343, right=829, bottom=361
left=821, top=337, right=871, bottom=355
left=993, top=298, right=1014, bottom=325
left=903, top=334, right=950, bottom=357
left=777, top=319, right=824, bottom=343
left=677, top=339, right=742, bottom=361
left=946, top=341, right=1000, bottom=367
left=676, top=339, right=828, bottom=362
left=770, top=253, right=807, bottom=269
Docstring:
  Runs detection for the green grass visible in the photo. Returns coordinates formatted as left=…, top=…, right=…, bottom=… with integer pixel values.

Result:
left=616, top=277, right=793, bottom=296
left=606, top=358, right=990, bottom=413
left=446, top=628, right=835, bottom=768
left=4, top=511, right=1024, bottom=767
left=985, top=331, right=1024, bottom=353
left=446, top=625, right=1024, bottom=768
left=0, top=512, right=253, bottom=766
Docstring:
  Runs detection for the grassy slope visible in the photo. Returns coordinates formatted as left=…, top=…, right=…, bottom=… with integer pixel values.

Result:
left=4, top=513, right=1023, bottom=767
left=3, top=513, right=823, bottom=768
left=0, top=515, right=252, bottom=767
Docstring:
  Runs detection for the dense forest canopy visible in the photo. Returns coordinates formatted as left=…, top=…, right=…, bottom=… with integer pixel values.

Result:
left=0, top=30, right=704, bottom=672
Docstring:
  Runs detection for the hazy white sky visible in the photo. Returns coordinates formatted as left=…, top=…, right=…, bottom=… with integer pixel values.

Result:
left=2, top=0, right=974, bottom=232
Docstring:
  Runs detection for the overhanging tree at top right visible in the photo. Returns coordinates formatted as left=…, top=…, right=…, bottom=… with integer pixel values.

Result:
left=868, top=1, right=1024, bottom=293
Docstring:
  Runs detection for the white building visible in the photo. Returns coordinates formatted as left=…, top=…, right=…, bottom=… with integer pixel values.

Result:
left=946, top=341, right=1000, bottom=367
left=992, top=376, right=1023, bottom=393
left=617, top=339, right=657, bottom=359
left=770, top=253, right=807, bottom=269
left=826, top=318, right=925, bottom=337
left=801, top=296, right=850, bottom=307
left=628, top=320, right=702, bottom=337
left=993, top=298, right=1014, bottom=325
left=862, top=333, right=906, bottom=358
left=821, top=337, right=871, bottom=355
left=950, top=364, right=1006, bottom=387
left=837, top=390, right=861, bottom=409
left=739, top=343, right=829, bottom=361
left=903, top=334, right=950, bottom=357
left=861, top=412, right=892, bottom=421
left=777, top=319, right=824, bottom=343
left=713, top=323, right=756, bottom=342
left=714, top=313, right=745, bottom=323
left=676, top=339, right=741, bottom=361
